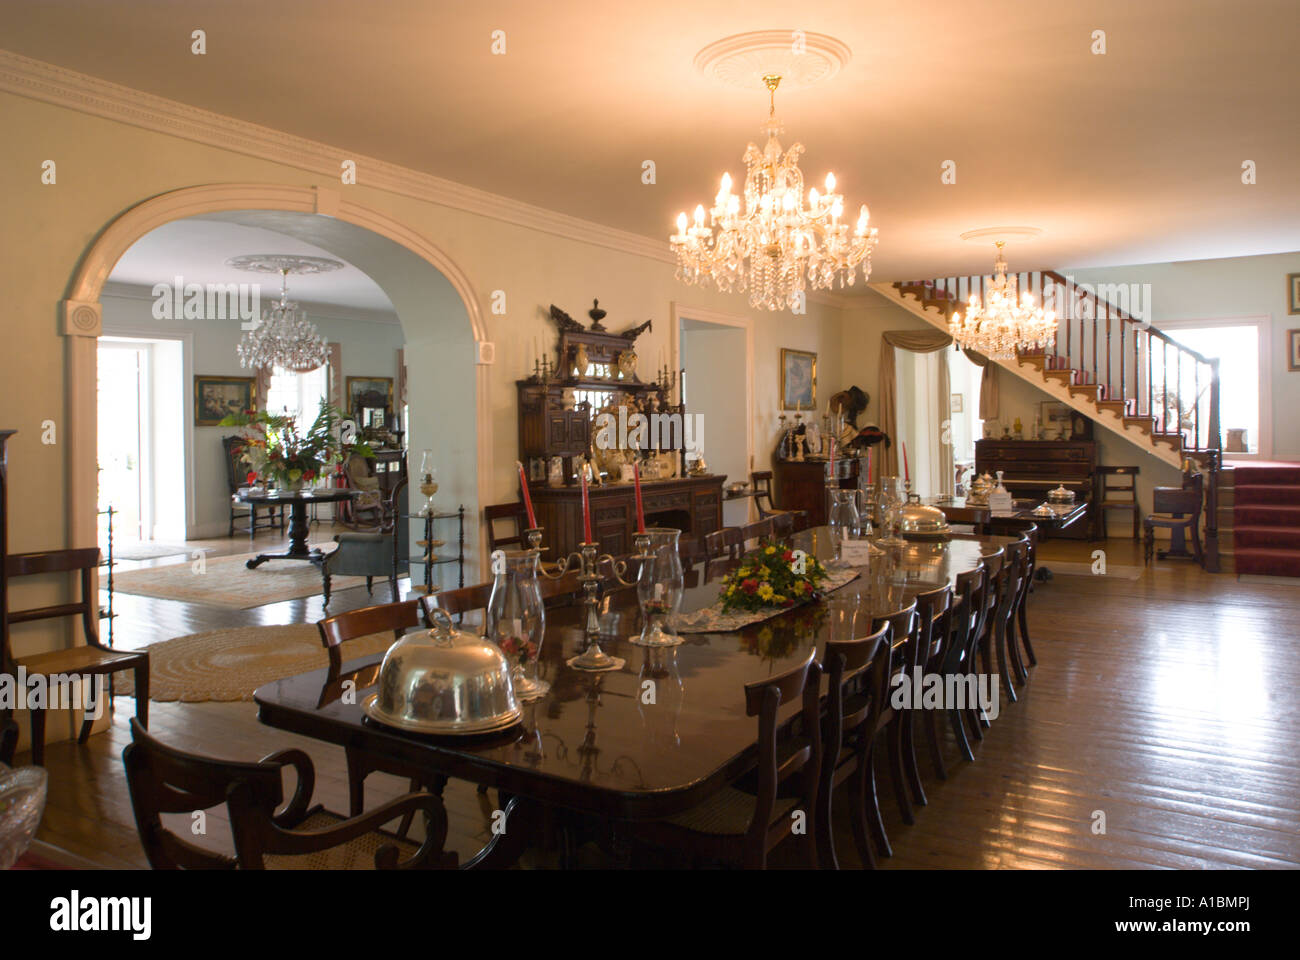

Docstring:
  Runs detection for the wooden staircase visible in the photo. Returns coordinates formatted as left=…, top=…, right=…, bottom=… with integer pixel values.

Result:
left=873, top=270, right=1222, bottom=571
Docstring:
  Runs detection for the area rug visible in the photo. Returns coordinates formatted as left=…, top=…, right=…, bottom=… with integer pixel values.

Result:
left=102, top=541, right=190, bottom=561
left=114, top=624, right=394, bottom=702
left=110, top=553, right=367, bottom=609
left=1045, top=561, right=1143, bottom=580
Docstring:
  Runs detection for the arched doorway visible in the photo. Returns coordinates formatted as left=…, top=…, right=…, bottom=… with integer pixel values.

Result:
left=61, top=183, right=490, bottom=574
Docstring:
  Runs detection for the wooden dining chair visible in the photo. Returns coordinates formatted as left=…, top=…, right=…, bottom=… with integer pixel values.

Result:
left=421, top=581, right=494, bottom=624
left=770, top=511, right=796, bottom=540
left=740, top=518, right=774, bottom=546
left=750, top=471, right=786, bottom=520
left=629, top=648, right=822, bottom=869
left=317, top=598, right=443, bottom=833
left=942, top=563, right=986, bottom=761
left=483, top=502, right=527, bottom=553
left=987, top=518, right=1040, bottom=678
left=989, top=540, right=1029, bottom=705
left=703, top=527, right=744, bottom=581
left=122, top=719, right=455, bottom=870
left=817, top=622, right=891, bottom=869
left=5, top=547, right=150, bottom=766
left=866, top=599, right=919, bottom=847
left=913, top=583, right=954, bottom=785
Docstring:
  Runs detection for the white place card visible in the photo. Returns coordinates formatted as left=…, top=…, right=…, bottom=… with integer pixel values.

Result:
left=988, top=489, right=1015, bottom=517
left=840, top=539, right=876, bottom=566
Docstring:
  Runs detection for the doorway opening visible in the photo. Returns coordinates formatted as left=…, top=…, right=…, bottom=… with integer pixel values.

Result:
left=97, top=336, right=186, bottom=546
left=677, top=309, right=753, bottom=526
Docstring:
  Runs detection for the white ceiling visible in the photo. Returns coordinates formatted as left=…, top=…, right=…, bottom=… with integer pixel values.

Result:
left=4, top=0, right=1299, bottom=278
left=109, top=219, right=396, bottom=313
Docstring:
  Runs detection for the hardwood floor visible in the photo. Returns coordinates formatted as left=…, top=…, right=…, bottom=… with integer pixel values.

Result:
left=23, top=530, right=1300, bottom=869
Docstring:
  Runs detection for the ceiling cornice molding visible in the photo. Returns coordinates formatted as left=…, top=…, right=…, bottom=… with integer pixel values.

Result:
left=0, top=48, right=674, bottom=265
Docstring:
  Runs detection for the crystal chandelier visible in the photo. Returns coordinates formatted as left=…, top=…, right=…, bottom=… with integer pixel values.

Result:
left=669, top=74, right=879, bottom=311
left=227, top=255, right=342, bottom=373
left=948, top=242, right=1057, bottom=361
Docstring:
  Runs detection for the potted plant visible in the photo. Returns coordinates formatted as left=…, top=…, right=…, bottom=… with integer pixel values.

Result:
left=220, top=400, right=371, bottom=491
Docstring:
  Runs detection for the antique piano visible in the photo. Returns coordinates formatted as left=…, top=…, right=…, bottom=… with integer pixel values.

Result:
left=974, top=439, right=1096, bottom=537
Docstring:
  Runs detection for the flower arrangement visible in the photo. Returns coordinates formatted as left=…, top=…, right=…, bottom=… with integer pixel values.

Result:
left=718, top=537, right=828, bottom=614
left=220, top=400, right=370, bottom=490
left=740, top=604, right=828, bottom=662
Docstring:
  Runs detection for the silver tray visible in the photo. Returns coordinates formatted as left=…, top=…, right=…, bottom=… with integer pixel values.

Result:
left=362, top=693, right=521, bottom=736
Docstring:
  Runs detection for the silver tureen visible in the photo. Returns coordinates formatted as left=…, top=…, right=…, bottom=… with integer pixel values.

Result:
left=363, top=609, right=521, bottom=735
left=900, top=495, right=951, bottom=542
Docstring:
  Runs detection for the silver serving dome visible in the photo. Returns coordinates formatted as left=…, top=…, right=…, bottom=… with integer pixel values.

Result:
left=1047, top=484, right=1077, bottom=504
left=363, top=609, right=521, bottom=735
left=901, top=497, right=952, bottom=541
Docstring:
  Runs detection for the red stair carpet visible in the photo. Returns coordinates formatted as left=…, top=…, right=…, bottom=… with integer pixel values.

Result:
left=1232, top=462, right=1300, bottom=577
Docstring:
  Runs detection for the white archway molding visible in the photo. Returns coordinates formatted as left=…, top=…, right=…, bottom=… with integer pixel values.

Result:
left=62, top=182, right=493, bottom=572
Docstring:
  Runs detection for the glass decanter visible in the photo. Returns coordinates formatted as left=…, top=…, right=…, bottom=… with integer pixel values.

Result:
left=827, top=488, right=861, bottom=566
left=486, top=550, right=549, bottom=700
left=417, top=449, right=439, bottom=516
left=633, top=528, right=685, bottom=647
left=877, top=476, right=907, bottom=546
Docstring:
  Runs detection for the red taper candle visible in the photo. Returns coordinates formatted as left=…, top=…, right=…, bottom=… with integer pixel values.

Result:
left=902, top=442, right=910, bottom=483
left=516, top=460, right=537, bottom=529
left=581, top=464, right=593, bottom=543
left=633, top=462, right=646, bottom=533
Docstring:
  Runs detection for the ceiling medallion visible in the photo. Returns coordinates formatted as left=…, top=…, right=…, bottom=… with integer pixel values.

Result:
left=226, top=254, right=343, bottom=372
left=948, top=241, right=1056, bottom=361
left=694, top=30, right=852, bottom=90
left=670, top=73, right=878, bottom=311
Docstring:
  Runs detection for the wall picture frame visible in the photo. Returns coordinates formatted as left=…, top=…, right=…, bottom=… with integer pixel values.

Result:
left=1287, top=328, right=1300, bottom=372
left=951, top=393, right=964, bottom=413
left=779, top=348, right=817, bottom=410
left=1287, top=273, right=1300, bottom=315
left=194, top=375, right=257, bottom=426
left=345, top=376, right=395, bottom=420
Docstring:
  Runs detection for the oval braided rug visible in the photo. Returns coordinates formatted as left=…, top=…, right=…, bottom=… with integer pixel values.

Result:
left=114, top=624, right=395, bottom=703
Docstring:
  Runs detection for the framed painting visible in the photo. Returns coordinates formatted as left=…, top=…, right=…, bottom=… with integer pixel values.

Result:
left=779, top=348, right=817, bottom=411
left=951, top=393, right=964, bottom=413
left=1287, top=273, right=1300, bottom=315
left=195, top=375, right=256, bottom=426
left=1288, top=329, right=1300, bottom=372
left=346, top=376, right=395, bottom=419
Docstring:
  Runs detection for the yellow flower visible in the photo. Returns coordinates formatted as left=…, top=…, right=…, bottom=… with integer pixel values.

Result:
left=772, top=594, right=786, bottom=604
left=764, top=545, right=776, bottom=555
left=737, top=566, right=751, bottom=577
left=757, top=583, right=774, bottom=601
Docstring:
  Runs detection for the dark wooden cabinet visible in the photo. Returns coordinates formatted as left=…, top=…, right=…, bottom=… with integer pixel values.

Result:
left=772, top=457, right=865, bottom=528
left=519, top=382, right=591, bottom=459
left=529, top=475, right=725, bottom=559
left=975, top=439, right=1096, bottom=538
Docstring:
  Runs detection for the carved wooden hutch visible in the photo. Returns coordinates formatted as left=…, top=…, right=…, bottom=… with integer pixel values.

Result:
left=516, top=302, right=725, bottom=558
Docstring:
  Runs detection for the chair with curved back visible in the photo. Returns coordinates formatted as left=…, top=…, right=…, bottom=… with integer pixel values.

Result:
left=817, top=622, right=892, bottom=869
left=629, top=648, right=822, bottom=869
left=912, top=583, right=954, bottom=785
left=122, top=719, right=455, bottom=870
left=865, top=599, right=918, bottom=853
left=942, top=562, right=987, bottom=761
left=322, top=476, right=410, bottom=606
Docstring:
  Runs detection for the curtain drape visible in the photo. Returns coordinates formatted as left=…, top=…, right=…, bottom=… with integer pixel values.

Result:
left=961, top=348, right=1000, bottom=421
left=877, top=329, right=953, bottom=480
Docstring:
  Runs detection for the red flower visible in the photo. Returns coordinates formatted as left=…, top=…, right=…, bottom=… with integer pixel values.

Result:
left=741, top=578, right=758, bottom=595
left=782, top=550, right=794, bottom=563
left=803, top=581, right=813, bottom=594
left=303, top=470, right=315, bottom=481
left=781, top=598, right=795, bottom=607
left=246, top=471, right=257, bottom=485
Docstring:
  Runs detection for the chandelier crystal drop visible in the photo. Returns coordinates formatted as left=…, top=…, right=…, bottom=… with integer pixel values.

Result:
left=669, top=75, right=879, bottom=311
left=948, top=242, right=1057, bottom=361
left=228, top=255, right=342, bottom=373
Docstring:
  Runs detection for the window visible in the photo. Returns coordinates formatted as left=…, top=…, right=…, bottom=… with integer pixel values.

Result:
left=1154, top=318, right=1268, bottom=458
left=265, top=364, right=329, bottom=424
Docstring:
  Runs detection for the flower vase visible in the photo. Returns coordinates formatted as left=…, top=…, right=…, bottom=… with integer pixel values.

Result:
left=633, top=528, right=684, bottom=646
left=486, top=550, right=548, bottom=700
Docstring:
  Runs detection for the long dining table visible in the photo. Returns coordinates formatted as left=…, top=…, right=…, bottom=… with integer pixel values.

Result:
left=253, top=526, right=1017, bottom=868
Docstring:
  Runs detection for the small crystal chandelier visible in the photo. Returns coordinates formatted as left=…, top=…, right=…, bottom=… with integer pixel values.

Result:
left=670, top=74, right=879, bottom=311
left=227, top=255, right=342, bottom=372
left=949, top=242, right=1057, bottom=361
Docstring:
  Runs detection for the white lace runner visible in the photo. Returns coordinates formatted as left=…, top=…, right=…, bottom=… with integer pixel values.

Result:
left=676, top=569, right=860, bottom=634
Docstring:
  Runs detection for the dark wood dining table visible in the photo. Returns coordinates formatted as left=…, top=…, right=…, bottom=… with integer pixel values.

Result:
left=253, top=526, right=1017, bottom=868
left=930, top=496, right=1089, bottom=534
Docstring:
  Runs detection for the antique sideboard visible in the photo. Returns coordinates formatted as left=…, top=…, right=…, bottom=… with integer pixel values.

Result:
left=527, top=475, right=725, bottom=559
